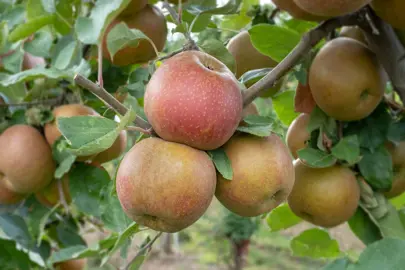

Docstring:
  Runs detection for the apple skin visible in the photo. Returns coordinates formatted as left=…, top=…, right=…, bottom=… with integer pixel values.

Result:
left=293, top=0, right=371, bottom=17
left=215, top=134, right=295, bottom=217
left=120, top=0, right=148, bottom=17
left=309, top=37, right=385, bottom=121
left=371, top=0, right=405, bottom=30
left=102, top=5, right=167, bottom=66
left=144, top=50, right=243, bottom=150
left=22, top=53, right=46, bottom=70
left=288, top=160, right=360, bottom=228
left=286, top=113, right=311, bottom=159
left=272, top=0, right=328, bottom=21
left=0, top=180, right=26, bottom=205
left=0, top=125, right=55, bottom=194
left=384, top=141, right=405, bottom=198
left=54, top=258, right=87, bottom=270
left=340, top=26, right=367, bottom=45
left=116, top=137, right=217, bottom=233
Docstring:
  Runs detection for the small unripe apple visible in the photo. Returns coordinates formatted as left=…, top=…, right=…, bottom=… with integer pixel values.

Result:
left=0, top=125, right=55, bottom=194
left=144, top=50, right=243, bottom=150
left=102, top=5, right=167, bottom=66
left=54, top=258, right=87, bottom=270
left=35, top=174, right=71, bottom=207
left=286, top=113, right=311, bottom=159
left=116, top=137, right=217, bottom=232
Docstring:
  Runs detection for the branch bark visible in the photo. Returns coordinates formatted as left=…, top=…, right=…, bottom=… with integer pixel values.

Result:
left=74, top=74, right=151, bottom=130
left=242, top=14, right=359, bottom=106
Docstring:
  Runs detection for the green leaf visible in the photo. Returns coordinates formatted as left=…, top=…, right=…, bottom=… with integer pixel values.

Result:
left=236, top=124, right=272, bottom=137
left=100, top=223, right=139, bottom=266
left=331, top=135, right=361, bottom=165
left=8, top=15, right=56, bottom=42
left=100, top=182, right=132, bottom=232
left=51, top=34, right=81, bottom=70
left=106, top=22, right=150, bottom=60
left=69, top=163, right=111, bottom=217
left=53, top=0, right=78, bottom=35
left=208, top=148, right=233, bottom=180
left=198, top=38, right=236, bottom=72
left=297, top=148, right=337, bottom=168
left=347, top=238, right=405, bottom=270
left=57, top=109, right=135, bottom=156
left=220, top=14, right=251, bottom=31
left=0, top=239, right=31, bottom=270
left=0, top=214, right=34, bottom=249
left=242, top=115, right=273, bottom=126
left=41, top=0, right=56, bottom=13
left=388, top=119, right=405, bottom=143
left=56, top=221, right=86, bottom=247
left=75, top=0, right=132, bottom=44
left=266, top=203, right=301, bottom=232
left=249, top=24, right=300, bottom=62
left=23, top=31, right=53, bottom=58
left=239, top=68, right=271, bottom=84
left=344, top=103, right=391, bottom=150
left=0, top=82, right=26, bottom=103
left=2, top=48, right=24, bottom=73
left=187, top=0, right=243, bottom=15
left=47, top=245, right=87, bottom=264
left=0, top=67, right=72, bottom=86
left=348, top=207, right=382, bottom=245
left=0, top=21, right=9, bottom=51
left=37, top=203, right=59, bottom=246
left=358, top=146, right=393, bottom=190
left=282, top=19, right=318, bottom=35
left=322, top=258, right=351, bottom=270
left=290, top=228, right=340, bottom=258
left=272, top=90, right=299, bottom=126
left=52, top=138, right=76, bottom=178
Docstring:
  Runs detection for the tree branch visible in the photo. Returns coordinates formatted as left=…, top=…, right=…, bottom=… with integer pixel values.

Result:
left=358, top=7, right=405, bottom=103
left=242, top=14, right=359, bottom=106
left=124, top=232, right=163, bottom=270
left=74, top=74, right=151, bottom=130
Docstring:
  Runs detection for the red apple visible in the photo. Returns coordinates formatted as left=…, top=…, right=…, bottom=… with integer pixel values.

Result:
left=144, top=51, right=243, bottom=150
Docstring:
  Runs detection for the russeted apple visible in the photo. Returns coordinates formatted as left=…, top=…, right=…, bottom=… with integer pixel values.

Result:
left=102, top=5, right=167, bottom=66
left=371, top=0, right=405, bottom=30
left=288, top=160, right=360, bottom=228
left=309, top=37, right=385, bottom=121
left=216, top=134, right=295, bottom=217
left=116, top=137, right=217, bottom=233
left=384, top=141, right=405, bottom=198
left=227, top=31, right=284, bottom=98
left=0, top=125, right=55, bottom=198
left=120, top=0, right=148, bottom=16
left=286, top=113, right=311, bottom=159
left=144, top=50, right=243, bottom=150
left=44, top=104, right=127, bottom=164
left=293, top=0, right=371, bottom=17
left=35, top=175, right=71, bottom=207
left=272, top=0, right=328, bottom=21
left=54, top=258, right=87, bottom=270
left=340, top=26, right=367, bottom=45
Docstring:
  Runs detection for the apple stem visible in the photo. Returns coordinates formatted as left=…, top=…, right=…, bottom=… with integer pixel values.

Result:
left=97, top=44, right=104, bottom=88
left=74, top=74, right=152, bottom=130
left=57, top=178, right=69, bottom=213
left=124, top=232, right=163, bottom=270
left=242, top=6, right=405, bottom=107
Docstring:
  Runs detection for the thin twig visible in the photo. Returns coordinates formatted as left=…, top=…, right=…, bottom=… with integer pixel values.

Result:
left=162, top=2, right=199, bottom=51
left=242, top=14, right=359, bottom=106
left=74, top=74, right=151, bottom=130
left=57, top=178, right=69, bottom=213
left=384, top=96, right=405, bottom=113
left=97, top=44, right=104, bottom=88
left=124, top=232, right=163, bottom=270
left=126, top=125, right=153, bottom=134
left=157, top=48, right=184, bottom=62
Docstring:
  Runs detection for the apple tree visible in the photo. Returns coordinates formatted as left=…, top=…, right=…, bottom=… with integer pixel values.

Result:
left=0, top=0, right=405, bottom=269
